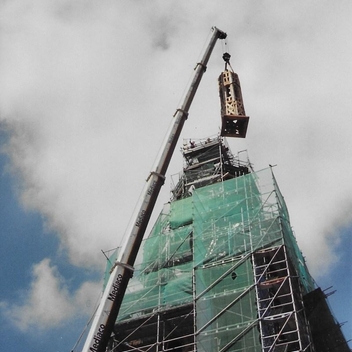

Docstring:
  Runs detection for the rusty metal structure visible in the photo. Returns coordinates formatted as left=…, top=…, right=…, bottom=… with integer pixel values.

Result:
left=218, top=54, right=249, bottom=138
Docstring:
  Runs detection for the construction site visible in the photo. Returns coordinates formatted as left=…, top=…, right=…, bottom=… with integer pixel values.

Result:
left=78, top=28, right=350, bottom=352
left=104, top=136, right=349, bottom=352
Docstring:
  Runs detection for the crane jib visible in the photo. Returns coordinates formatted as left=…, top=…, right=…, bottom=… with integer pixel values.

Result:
left=81, top=26, right=227, bottom=352
left=107, top=274, right=123, bottom=302
left=89, top=324, right=105, bottom=352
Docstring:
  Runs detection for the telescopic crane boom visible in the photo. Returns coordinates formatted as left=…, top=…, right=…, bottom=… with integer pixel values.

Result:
left=81, top=27, right=227, bottom=352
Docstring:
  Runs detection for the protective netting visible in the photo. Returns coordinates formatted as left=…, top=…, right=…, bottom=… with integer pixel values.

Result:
left=108, top=167, right=314, bottom=351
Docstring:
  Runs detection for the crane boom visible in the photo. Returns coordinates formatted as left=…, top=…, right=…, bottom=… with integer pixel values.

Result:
left=81, top=26, right=227, bottom=352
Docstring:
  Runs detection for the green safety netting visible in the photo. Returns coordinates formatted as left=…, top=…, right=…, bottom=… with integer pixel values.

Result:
left=104, top=167, right=314, bottom=351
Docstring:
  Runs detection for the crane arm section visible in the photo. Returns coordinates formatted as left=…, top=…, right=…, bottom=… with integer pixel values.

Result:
left=81, top=27, right=227, bottom=352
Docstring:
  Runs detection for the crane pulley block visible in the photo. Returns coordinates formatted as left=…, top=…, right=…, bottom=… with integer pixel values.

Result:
left=218, top=69, right=249, bottom=138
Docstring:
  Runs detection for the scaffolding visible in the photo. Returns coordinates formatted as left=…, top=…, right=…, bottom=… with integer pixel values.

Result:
left=105, top=137, right=321, bottom=352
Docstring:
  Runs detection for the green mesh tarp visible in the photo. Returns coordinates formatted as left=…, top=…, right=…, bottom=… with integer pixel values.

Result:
left=192, top=176, right=262, bottom=351
left=103, top=248, right=118, bottom=289
left=107, top=168, right=314, bottom=351
left=271, top=170, right=314, bottom=293
left=170, top=196, right=193, bottom=229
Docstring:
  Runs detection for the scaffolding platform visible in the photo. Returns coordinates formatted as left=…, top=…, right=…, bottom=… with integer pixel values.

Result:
left=104, top=138, right=348, bottom=352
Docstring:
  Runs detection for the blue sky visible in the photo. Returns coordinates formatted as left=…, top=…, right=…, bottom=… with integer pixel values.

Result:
left=0, top=1, right=351, bottom=351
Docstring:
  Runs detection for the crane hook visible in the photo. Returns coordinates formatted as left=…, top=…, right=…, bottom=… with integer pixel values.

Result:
left=222, top=52, right=231, bottom=70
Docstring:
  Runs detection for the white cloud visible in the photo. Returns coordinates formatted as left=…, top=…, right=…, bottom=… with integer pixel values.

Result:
left=0, top=259, right=101, bottom=331
left=0, top=0, right=351, bottom=282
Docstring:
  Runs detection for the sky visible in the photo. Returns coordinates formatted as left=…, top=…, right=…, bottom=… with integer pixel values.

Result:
left=0, top=1, right=351, bottom=351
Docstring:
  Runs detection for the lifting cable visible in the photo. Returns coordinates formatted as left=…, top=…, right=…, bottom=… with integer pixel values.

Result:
left=221, top=35, right=235, bottom=72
